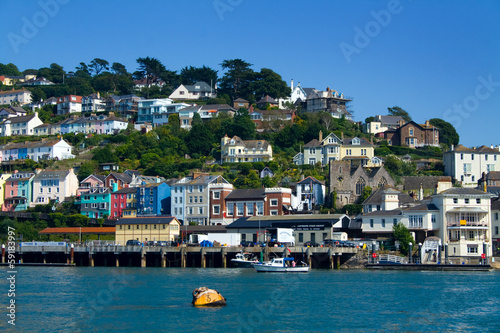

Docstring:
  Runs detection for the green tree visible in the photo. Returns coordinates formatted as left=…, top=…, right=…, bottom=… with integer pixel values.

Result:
left=180, top=65, right=218, bottom=86
left=429, top=118, right=459, bottom=146
left=232, top=108, right=255, bottom=140
left=387, top=106, right=411, bottom=123
left=250, top=68, right=290, bottom=100
left=186, top=115, right=214, bottom=157
left=78, top=161, right=98, bottom=181
left=219, top=59, right=255, bottom=101
left=393, top=222, right=415, bottom=255
left=0, top=63, right=22, bottom=76
left=89, top=58, right=110, bottom=76
left=92, top=145, right=119, bottom=164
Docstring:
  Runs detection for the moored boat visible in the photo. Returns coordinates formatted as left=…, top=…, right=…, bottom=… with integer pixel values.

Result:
left=231, top=252, right=259, bottom=268
left=253, top=257, right=310, bottom=273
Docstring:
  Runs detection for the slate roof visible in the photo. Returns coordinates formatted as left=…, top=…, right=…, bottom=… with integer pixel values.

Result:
left=2, top=114, right=36, bottom=124
left=108, top=173, right=132, bottom=183
left=486, top=171, right=500, bottom=181
left=404, top=203, right=439, bottom=211
left=225, top=189, right=265, bottom=200
left=363, top=188, right=415, bottom=205
left=257, top=95, right=278, bottom=104
left=403, top=176, right=452, bottom=191
left=438, top=188, right=492, bottom=195
left=226, top=214, right=347, bottom=229
left=491, top=197, right=500, bottom=211
left=113, top=187, right=137, bottom=194
left=34, top=170, right=70, bottom=180
left=184, top=81, right=212, bottom=92
left=234, top=98, right=249, bottom=103
left=378, top=115, right=403, bottom=125
left=304, top=139, right=321, bottom=148
left=297, top=176, right=324, bottom=185
left=452, top=144, right=475, bottom=152
left=362, top=209, right=403, bottom=217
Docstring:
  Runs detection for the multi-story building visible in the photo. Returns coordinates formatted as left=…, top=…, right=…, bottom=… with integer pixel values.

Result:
left=300, top=131, right=376, bottom=167
left=2, top=171, right=34, bottom=211
left=0, top=112, right=43, bottom=136
left=136, top=182, right=170, bottom=216
left=0, top=173, right=12, bottom=210
left=0, top=88, right=32, bottom=105
left=179, top=104, right=236, bottom=129
left=364, top=115, right=404, bottom=135
left=303, top=87, right=352, bottom=120
left=110, top=187, right=137, bottom=219
left=292, top=176, right=325, bottom=212
left=105, top=173, right=133, bottom=191
left=80, top=187, right=112, bottom=218
left=169, top=81, right=216, bottom=100
left=207, top=181, right=234, bottom=225
left=56, top=95, right=83, bottom=115
left=77, top=174, right=106, bottom=197
left=444, top=144, right=500, bottom=187
left=31, top=169, right=79, bottom=207
left=0, top=106, right=27, bottom=120
left=220, top=135, right=273, bottom=163
left=384, top=120, right=439, bottom=148
left=491, top=197, right=500, bottom=256
left=137, top=98, right=173, bottom=123
left=81, top=93, right=105, bottom=113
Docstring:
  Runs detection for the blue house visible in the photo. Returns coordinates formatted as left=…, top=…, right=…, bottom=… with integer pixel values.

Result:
left=136, top=182, right=171, bottom=216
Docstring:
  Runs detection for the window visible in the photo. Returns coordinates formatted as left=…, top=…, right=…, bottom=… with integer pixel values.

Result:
left=471, top=154, right=474, bottom=160
left=370, top=219, right=374, bottom=228
left=213, top=205, right=220, bottom=215
left=270, top=199, right=278, bottom=206
left=471, top=176, right=475, bottom=182
left=188, top=186, right=193, bottom=193
left=174, top=197, right=178, bottom=204
left=198, top=207, right=203, bottom=214
left=270, top=210, right=278, bottom=216
left=467, top=245, right=478, bottom=254
left=227, top=204, right=234, bottom=216
left=355, top=177, right=366, bottom=196
left=409, top=215, right=423, bottom=228
left=136, top=225, right=139, bottom=229
left=495, top=212, right=498, bottom=220
left=460, top=153, right=464, bottom=160
left=393, top=219, right=397, bottom=226
left=381, top=219, right=385, bottom=228
left=431, top=214, right=436, bottom=223
left=464, top=198, right=469, bottom=204
left=213, top=191, right=220, bottom=199
left=409, top=128, right=414, bottom=136
left=194, top=196, right=198, bottom=203
left=495, top=226, right=499, bottom=235
left=299, top=233, right=304, bottom=243
left=199, top=196, right=203, bottom=203
left=476, top=198, right=481, bottom=204
left=189, top=197, right=193, bottom=203
left=247, top=203, right=254, bottom=215
left=39, top=188, right=43, bottom=194
left=453, top=198, right=458, bottom=204
left=237, top=203, right=244, bottom=216
left=468, top=230, right=474, bottom=240
left=114, top=203, right=117, bottom=208
left=198, top=186, right=203, bottom=193
left=256, top=202, right=264, bottom=215
left=188, top=207, right=193, bottom=215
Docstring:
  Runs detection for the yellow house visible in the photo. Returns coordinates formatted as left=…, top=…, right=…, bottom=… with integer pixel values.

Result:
left=115, top=216, right=181, bottom=244
left=340, top=137, right=376, bottom=167
left=220, top=134, right=273, bottom=163
left=0, top=173, right=12, bottom=210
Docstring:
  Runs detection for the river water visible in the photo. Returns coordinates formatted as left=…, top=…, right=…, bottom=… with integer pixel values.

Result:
left=1, top=267, right=499, bottom=332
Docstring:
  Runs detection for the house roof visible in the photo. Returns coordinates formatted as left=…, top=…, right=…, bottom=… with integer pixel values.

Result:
left=297, top=176, right=324, bottom=185
left=115, top=216, right=179, bottom=225
left=234, top=98, right=249, bottom=103
left=113, top=187, right=137, bottom=194
left=34, top=170, right=71, bottom=180
left=81, top=174, right=106, bottom=184
left=342, top=137, right=373, bottom=146
left=363, top=187, right=415, bottom=205
left=451, top=144, right=475, bottom=153
left=304, top=139, right=321, bottom=148
left=438, top=187, right=492, bottom=196
left=362, top=209, right=404, bottom=217
left=226, top=214, right=347, bottom=229
left=184, top=81, right=212, bottom=92
left=107, top=173, right=132, bottom=183
left=475, top=145, right=500, bottom=154
left=2, top=114, right=36, bottom=124
left=491, top=197, right=500, bottom=211
left=256, top=95, right=278, bottom=104
left=403, top=176, right=452, bottom=191
left=404, top=203, right=439, bottom=211
left=377, top=115, right=403, bottom=125
left=225, top=189, right=265, bottom=200
left=486, top=172, right=500, bottom=181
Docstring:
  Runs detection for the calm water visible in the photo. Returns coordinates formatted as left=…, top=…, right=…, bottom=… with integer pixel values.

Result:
left=1, top=267, right=499, bottom=332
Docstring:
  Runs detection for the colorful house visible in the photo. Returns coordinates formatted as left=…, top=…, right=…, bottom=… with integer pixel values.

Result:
left=31, top=169, right=79, bottom=207
left=136, top=182, right=170, bottom=216
left=80, top=187, right=112, bottom=219
left=2, top=171, right=35, bottom=211
left=110, top=187, right=137, bottom=219
left=115, top=216, right=181, bottom=244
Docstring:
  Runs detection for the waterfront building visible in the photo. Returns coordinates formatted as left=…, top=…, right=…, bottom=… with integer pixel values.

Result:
left=136, top=182, right=171, bottom=216
left=115, top=216, right=181, bottom=244
left=491, top=196, right=500, bottom=256
left=292, top=176, right=325, bottom=212
left=110, top=187, right=137, bottom=219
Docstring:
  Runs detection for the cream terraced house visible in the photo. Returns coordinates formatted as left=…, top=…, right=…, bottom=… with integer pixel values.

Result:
left=31, top=168, right=79, bottom=207
left=221, top=135, right=273, bottom=163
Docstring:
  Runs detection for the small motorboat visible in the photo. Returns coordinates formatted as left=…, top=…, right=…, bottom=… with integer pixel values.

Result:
left=230, top=252, right=259, bottom=268
left=192, top=287, right=226, bottom=307
left=252, top=257, right=310, bottom=273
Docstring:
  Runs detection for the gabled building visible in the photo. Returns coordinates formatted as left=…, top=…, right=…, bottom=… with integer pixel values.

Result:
left=110, top=187, right=137, bottom=219
left=289, top=80, right=314, bottom=104
left=444, top=144, right=500, bottom=187
left=220, top=135, right=273, bottom=163
left=249, top=109, right=296, bottom=131
left=256, top=95, right=279, bottom=109
left=136, top=182, right=170, bottom=216
left=77, top=174, right=106, bottom=197
left=384, top=120, right=439, bottom=148
left=179, top=104, right=236, bottom=129
left=292, top=176, right=326, bottom=212
left=364, top=115, right=404, bottom=135
left=0, top=106, right=27, bottom=120
left=31, top=169, right=79, bottom=207
left=56, top=95, right=83, bottom=115
left=169, top=81, right=216, bottom=100
left=233, top=98, right=249, bottom=110
left=0, top=173, right=12, bottom=210
left=115, top=216, right=181, bottom=244
left=80, top=187, right=112, bottom=218
left=304, top=87, right=352, bottom=120
left=81, top=93, right=105, bottom=113
left=2, top=171, right=34, bottom=211
left=0, top=112, right=43, bottom=136
left=0, top=88, right=32, bottom=105
left=0, top=138, right=74, bottom=162
left=105, top=172, right=133, bottom=191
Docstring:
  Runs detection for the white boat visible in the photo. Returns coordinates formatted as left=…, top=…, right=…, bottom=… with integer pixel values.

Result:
left=253, top=257, right=310, bottom=273
left=230, top=252, right=259, bottom=268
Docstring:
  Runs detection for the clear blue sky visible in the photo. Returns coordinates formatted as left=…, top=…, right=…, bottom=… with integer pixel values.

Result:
left=1, top=0, right=499, bottom=147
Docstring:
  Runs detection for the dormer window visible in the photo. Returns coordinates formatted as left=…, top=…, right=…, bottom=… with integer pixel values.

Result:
left=352, top=138, right=360, bottom=145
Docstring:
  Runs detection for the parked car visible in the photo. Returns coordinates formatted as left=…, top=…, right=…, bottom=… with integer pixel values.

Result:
left=321, top=239, right=340, bottom=247
left=144, top=241, right=156, bottom=246
left=156, top=241, right=167, bottom=246
left=240, top=241, right=254, bottom=247
left=303, top=241, right=320, bottom=247
left=126, top=240, right=142, bottom=246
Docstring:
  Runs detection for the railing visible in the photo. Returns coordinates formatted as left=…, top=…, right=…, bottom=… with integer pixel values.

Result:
left=378, top=254, right=408, bottom=264
left=447, top=222, right=489, bottom=227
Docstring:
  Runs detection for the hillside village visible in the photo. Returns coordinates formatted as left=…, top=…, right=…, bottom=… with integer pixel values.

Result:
left=1, top=59, right=499, bottom=264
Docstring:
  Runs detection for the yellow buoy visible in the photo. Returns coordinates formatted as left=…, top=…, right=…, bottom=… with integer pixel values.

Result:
left=192, top=287, right=226, bottom=307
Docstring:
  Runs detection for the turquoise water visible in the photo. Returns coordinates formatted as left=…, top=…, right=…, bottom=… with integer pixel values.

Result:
left=1, top=267, right=500, bottom=332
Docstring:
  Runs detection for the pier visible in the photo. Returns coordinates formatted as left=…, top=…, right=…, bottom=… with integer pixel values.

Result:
left=4, top=244, right=358, bottom=269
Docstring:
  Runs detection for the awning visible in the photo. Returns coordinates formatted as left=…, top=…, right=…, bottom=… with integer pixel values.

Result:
left=447, top=207, right=488, bottom=213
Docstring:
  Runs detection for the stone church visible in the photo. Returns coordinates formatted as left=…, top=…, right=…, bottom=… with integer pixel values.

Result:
left=329, top=160, right=395, bottom=207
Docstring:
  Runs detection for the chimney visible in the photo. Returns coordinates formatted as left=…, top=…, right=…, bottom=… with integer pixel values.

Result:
left=341, top=132, right=344, bottom=140
left=109, top=112, right=114, bottom=117
left=319, top=130, right=323, bottom=142
left=425, top=120, right=430, bottom=127
left=13, top=170, right=18, bottom=174
left=291, top=79, right=294, bottom=92
left=450, top=144, right=454, bottom=151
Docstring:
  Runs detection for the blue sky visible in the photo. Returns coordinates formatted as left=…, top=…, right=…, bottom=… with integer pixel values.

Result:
left=1, top=0, right=499, bottom=147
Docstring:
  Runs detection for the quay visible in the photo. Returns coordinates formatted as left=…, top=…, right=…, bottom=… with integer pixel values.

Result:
left=365, top=263, right=492, bottom=271
left=4, top=244, right=358, bottom=269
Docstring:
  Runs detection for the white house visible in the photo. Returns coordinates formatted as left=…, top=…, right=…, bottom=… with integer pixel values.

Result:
left=0, top=138, right=74, bottom=162
left=443, top=144, right=500, bottom=187
left=364, top=115, right=405, bottom=135
left=491, top=197, right=500, bottom=256
left=56, top=95, right=82, bottom=115
left=31, top=168, right=79, bottom=207
left=169, top=82, right=216, bottom=100
left=0, top=88, right=32, bottom=105
left=0, top=112, right=43, bottom=136
left=292, top=176, right=326, bottom=212
left=82, top=93, right=105, bottom=113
